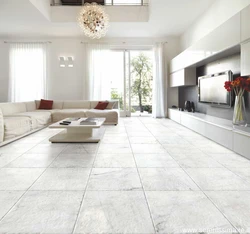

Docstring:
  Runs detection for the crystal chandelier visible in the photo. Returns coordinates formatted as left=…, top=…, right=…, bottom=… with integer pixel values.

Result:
left=78, top=3, right=109, bottom=39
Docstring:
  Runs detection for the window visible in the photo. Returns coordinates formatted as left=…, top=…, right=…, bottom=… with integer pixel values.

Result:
left=9, top=43, right=47, bottom=102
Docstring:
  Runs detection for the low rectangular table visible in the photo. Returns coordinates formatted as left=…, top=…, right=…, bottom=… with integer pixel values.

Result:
left=49, top=118, right=106, bottom=143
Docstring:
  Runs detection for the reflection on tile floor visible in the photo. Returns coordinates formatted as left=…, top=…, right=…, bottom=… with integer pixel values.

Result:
left=0, top=117, right=249, bottom=234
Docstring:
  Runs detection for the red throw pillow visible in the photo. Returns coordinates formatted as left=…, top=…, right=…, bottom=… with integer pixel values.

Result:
left=94, top=101, right=109, bottom=110
left=39, top=99, right=53, bottom=110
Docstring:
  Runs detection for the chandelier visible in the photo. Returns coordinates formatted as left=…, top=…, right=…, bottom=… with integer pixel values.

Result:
left=78, top=3, right=109, bottom=39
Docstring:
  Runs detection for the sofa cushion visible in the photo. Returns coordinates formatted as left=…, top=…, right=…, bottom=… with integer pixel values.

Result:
left=52, top=109, right=87, bottom=123
left=4, top=116, right=32, bottom=140
left=86, top=109, right=118, bottom=124
left=90, top=100, right=117, bottom=109
left=39, top=99, right=53, bottom=110
left=0, top=103, right=27, bottom=116
left=35, top=100, right=63, bottom=110
left=94, top=101, right=109, bottom=110
left=24, top=101, right=36, bottom=112
left=7, top=112, right=52, bottom=130
left=63, top=101, right=90, bottom=109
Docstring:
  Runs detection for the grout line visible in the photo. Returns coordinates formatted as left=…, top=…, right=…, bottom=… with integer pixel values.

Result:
left=71, top=126, right=105, bottom=234
left=127, top=117, right=157, bottom=233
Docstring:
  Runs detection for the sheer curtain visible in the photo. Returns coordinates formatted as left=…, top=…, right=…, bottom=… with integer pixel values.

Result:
left=84, top=44, right=111, bottom=100
left=9, top=43, right=48, bottom=102
left=152, top=43, right=166, bottom=118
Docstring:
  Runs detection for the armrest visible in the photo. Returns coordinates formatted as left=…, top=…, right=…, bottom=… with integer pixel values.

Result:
left=0, top=108, right=4, bottom=143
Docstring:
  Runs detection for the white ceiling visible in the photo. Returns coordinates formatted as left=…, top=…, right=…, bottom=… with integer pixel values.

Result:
left=0, top=0, right=216, bottom=38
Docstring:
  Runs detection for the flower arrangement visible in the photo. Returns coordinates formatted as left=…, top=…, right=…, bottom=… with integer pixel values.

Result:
left=224, top=77, right=250, bottom=126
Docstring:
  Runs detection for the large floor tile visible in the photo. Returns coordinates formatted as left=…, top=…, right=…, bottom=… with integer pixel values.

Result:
left=134, top=153, right=179, bottom=168
left=31, top=168, right=91, bottom=190
left=129, top=136, right=158, bottom=144
left=74, top=191, right=155, bottom=233
left=50, top=153, right=95, bottom=168
left=87, top=168, right=142, bottom=191
left=171, top=153, right=223, bottom=168
left=139, top=168, right=199, bottom=191
left=0, top=168, right=45, bottom=190
left=186, top=168, right=250, bottom=190
left=0, top=153, right=22, bottom=167
left=0, top=144, right=36, bottom=154
left=62, top=143, right=99, bottom=154
left=5, top=153, right=58, bottom=168
left=208, top=153, right=250, bottom=168
left=0, top=191, right=83, bottom=233
left=94, top=154, right=136, bottom=168
left=0, top=191, right=25, bottom=219
left=229, top=167, right=250, bottom=182
left=101, top=136, right=130, bottom=144
left=146, top=191, right=236, bottom=233
left=164, top=146, right=202, bottom=156
left=26, top=144, right=67, bottom=154
left=206, top=191, right=250, bottom=234
left=131, top=144, right=166, bottom=154
left=98, top=144, right=132, bottom=154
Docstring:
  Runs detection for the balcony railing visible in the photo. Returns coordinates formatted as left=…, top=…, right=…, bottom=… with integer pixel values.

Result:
left=51, top=0, right=149, bottom=6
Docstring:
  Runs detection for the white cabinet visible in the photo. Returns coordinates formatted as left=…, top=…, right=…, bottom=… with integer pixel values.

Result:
left=168, top=109, right=181, bottom=123
left=241, top=40, right=250, bottom=76
left=170, top=68, right=196, bottom=87
left=241, top=5, right=250, bottom=42
left=181, top=115, right=206, bottom=136
left=233, top=131, right=250, bottom=160
left=170, top=13, right=241, bottom=74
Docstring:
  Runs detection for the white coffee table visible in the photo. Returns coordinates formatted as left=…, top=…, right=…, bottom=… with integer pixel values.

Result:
left=49, top=118, right=106, bottom=143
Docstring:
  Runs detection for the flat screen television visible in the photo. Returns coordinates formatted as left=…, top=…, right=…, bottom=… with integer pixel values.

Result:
left=198, top=70, right=233, bottom=107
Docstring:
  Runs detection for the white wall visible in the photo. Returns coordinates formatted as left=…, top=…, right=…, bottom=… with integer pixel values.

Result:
left=180, top=0, right=250, bottom=51
left=0, top=37, right=180, bottom=104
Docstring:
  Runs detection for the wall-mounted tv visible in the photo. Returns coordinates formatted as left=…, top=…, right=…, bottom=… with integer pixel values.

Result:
left=198, top=70, right=233, bottom=107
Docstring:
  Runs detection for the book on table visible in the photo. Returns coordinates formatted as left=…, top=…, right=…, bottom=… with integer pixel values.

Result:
left=80, top=118, right=98, bottom=125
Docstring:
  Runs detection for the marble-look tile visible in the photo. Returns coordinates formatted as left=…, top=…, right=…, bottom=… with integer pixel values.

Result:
left=156, top=136, right=190, bottom=145
left=139, top=168, right=199, bottom=191
left=94, top=154, right=136, bottom=168
left=0, top=153, right=22, bottom=167
left=60, top=143, right=98, bottom=154
left=134, top=154, right=179, bottom=168
left=31, top=168, right=91, bottom=190
left=75, top=191, right=155, bottom=233
left=87, top=168, right=142, bottom=191
left=0, top=191, right=25, bottom=219
left=5, top=153, right=58, bottom=168
left=50, top=154, right=95, bottom=168
left=129, top=136, right=158, bottom=144
left=131, top=144, right=166, bottom=154
left=146, top=191, right=236, bottom=233
left=127, top=131, right=153, bottom=137
left=0, top=168, right=45, bottom=190
left=171, top=153, right=223, bottom=168
left=206, top=191, right=250, bottom=234
left=26, top=143, right=66, bottom=154
left=208, top=153, right=250, bottom=168
left=229, top=167, right=250, bottom=182
left=98, top=144, right=132, bottom=154
left=199, top=145, right=234, bottom=154
left=0, top=144, right=36, bottom=154
left=163, top=146, right=202, bottom=156
left=186, top=168, right=250, bottom=190
left=0, top=191, right=83, bottom=233
left=101, top=136, right=130, bottom=144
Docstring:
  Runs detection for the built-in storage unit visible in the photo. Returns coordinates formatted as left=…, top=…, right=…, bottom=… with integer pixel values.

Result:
left=168, top=108, right=250, bottom=159
left=170, top=68, right=196, bottom=87
left=241, top=40, right=250, bottom=76
left=241, top=4, right=250, bottom=43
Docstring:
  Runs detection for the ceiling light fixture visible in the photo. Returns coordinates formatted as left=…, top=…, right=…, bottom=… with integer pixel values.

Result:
left=77, top=2, right=109, bottom=39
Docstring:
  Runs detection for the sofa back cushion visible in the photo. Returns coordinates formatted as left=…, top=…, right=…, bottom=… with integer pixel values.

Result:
left=0, top=103, right=27, bottom=116
left=24, top=101, right=36, bottom=112
left=35, top=100, right=63, bottom=110
left=63, top=101, right=90, bottom=109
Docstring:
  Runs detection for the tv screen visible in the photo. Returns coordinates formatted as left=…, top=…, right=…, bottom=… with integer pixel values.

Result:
left=198, top=71, right=232, bottom=106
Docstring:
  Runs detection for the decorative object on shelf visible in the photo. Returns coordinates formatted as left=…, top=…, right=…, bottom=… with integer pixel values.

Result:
left=224, top=77, right=250, bottom=126
left=191, top=102, right=195, bottom=113
left=78, top=2, right=109, bottom=39
left=184, top=100, right=192, bottom=112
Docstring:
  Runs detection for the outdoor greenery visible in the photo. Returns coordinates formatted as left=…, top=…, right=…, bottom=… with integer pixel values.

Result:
left=130, top=53, right=153, bottom=112
left=111, top=89, right=123, bottom=110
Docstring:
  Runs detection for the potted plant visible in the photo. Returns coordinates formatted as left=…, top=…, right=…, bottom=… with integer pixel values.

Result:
left=224, top=77, right=250, bottom=126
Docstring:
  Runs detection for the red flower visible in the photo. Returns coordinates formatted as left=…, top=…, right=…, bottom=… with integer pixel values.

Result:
left=224, top=81, right=232, bottom=92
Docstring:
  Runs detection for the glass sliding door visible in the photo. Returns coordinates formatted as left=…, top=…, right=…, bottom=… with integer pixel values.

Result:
left=108, top=49, right=153, bottom=117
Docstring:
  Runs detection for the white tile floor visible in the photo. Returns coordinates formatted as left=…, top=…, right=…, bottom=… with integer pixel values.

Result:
left=0, top=117, right=250, bottom=233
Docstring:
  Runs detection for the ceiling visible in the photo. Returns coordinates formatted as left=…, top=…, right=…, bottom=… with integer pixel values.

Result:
left=0, top=0, right=216, bottom=38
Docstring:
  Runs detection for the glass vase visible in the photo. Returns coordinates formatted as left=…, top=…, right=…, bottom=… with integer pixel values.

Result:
left=233, top=95, right=247, bottom=126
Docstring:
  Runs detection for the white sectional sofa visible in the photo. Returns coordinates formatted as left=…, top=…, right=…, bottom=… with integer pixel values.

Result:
left=0, top=100, right=118, bottom=146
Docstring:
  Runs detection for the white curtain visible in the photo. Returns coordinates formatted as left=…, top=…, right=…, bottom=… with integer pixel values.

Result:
left=9, top=43, right=47, bottom=102
left=152, top=43, right=166, bottom=118
left=84, top=44, right=111, bottom=100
